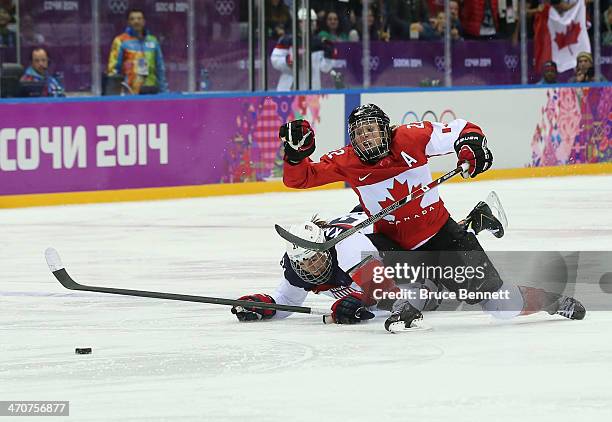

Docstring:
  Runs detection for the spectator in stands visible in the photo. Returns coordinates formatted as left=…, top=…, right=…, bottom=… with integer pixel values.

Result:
left=568, top=51, right=606, bottom=82
left=497, top=1, right=519, bottom=41
left=318, top=10, right=350, bottom=41
left=536, top=60, right=558, bottom=84
left=526, top=0, right=545, bottom=39
left=346, top=0, right=365, bottom=40
left=0, top=6, right=16, bottom=47
left=20, top=14, right=46, bottom=47
left=449, top=0, right=460, bottom=20
left=347, top=5, right=390, bottom=41
left=386, top=0, right=431, bottom=40
left=0, top=0, right=14, bottom=15
left=107, top=8, right=168, bottom=94
left=267, top=0, right=291, bottom=38
left=346, top=0, right=388, bottom=35
left=550, top=1, right=576, bottom=16
left=420, top=11, right=463, bottom=40
left=427, top=0, right=445, bottom=15
left=461, top=0, right=499, bottom=40
left=449, top=1, right=464, bottom=37
left=20, top=47, right=65, bottom=97
left=603, top=3, right=612, bottom=46
left=316, top=0, right=353, bottom=31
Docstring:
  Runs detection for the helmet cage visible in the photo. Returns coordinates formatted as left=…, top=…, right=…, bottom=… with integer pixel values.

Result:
left=349, top=116, right=391, bottom=163
left=289, top=250, right=333, bottom=285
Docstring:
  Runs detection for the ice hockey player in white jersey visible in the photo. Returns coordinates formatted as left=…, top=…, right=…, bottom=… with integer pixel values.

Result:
left=232, top=213, right=395, bottom=324
left=231, top=199, right=508, bottom=325
left=270, top=8, right=341, bottom=91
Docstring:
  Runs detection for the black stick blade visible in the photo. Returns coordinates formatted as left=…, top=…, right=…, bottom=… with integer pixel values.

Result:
left=45, top=248, right=81, bottom=290
left=274, top=224, right=333, bottom=251
left=51, top=268, right=81, bottom=290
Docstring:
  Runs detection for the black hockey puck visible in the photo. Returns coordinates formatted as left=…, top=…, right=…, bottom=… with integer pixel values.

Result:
left=75, top=348, right=92, bottom=355
left=599, top=272, right=612, bottom=294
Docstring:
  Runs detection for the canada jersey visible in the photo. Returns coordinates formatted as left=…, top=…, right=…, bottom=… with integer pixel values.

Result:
left=283, top=119, right=484, bottom=249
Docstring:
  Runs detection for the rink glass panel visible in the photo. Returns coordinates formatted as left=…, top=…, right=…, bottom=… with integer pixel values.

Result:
left=8, top=1, right=612, bottom=93
left=97, top=0, right=190, bottom=93
left=19, top=0, right=93, bottom=92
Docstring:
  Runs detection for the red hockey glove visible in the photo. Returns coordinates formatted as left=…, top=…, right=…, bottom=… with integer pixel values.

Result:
left=454, top=132, right=493, bottom=178
left=280, top=119, right=316, bottom=164
left=231, top=294, right=276, bottom=322
left=322, top=39, right=338, bottom=59
left=331, top=292, right=375, bottom=324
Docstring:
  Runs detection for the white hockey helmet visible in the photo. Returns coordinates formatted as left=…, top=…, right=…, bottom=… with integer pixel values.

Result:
left=297, top=8, right=317, bottom=21
left=286, top=221, right=333, bottom=285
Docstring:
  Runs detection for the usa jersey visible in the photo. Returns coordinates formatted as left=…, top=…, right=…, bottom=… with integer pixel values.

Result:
left=283, top=120, right=484, bottom=250
left=270, top=34, right=334, bottom=91
left=271, top=213, right=393, bottom=319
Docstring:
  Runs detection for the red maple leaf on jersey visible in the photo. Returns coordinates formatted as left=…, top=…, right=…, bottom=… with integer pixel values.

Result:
left=378, top=179, right=423, bottom=220
left=554, top=21, right=581, bottom=51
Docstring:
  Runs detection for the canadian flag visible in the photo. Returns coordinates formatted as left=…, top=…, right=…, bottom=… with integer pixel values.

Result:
left=534, top=1, right=591, bottom=73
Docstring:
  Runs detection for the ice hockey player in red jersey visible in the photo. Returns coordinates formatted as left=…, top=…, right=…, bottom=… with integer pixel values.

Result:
left=281, top=103, right=492, bottom=250
left=278, top=104, right=586, bottom=329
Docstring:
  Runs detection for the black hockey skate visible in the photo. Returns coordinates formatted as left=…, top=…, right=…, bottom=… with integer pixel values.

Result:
left=545, top=295, right=586, bottom=320
left=384, top=300, right=424, bottom=332
left=461, top=201, right=505, bottom=238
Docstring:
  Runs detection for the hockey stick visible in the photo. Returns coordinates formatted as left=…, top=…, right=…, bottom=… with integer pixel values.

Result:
left=44, top=248, right=330, bottom=316
left=275, top=162, right=469, bottom=251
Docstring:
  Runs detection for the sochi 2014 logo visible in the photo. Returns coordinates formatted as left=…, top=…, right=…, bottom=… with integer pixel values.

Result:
left=215, top=0, right=235, bottom=16
left=401, top=110, right=457, bottom=124
left=108, top=0, right=128, bottom=14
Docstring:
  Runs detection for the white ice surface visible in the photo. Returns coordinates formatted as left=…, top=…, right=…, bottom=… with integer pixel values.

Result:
left=1, top=175, right=612, bottom=422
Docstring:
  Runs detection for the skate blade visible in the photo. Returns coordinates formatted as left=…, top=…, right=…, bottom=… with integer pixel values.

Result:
left=485, top=191, right=508, bottom=230
left=386, top=321, right=432, bottom=334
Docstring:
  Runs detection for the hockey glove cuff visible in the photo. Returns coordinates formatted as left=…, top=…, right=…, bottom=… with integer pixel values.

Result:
left=280, top=119, right=316, bottom=164
left=454, top=132, right=493, bottom=178
left=231, top=294, right=276, bottom=322
left=331, top=292, right=375, bottom=324
left=322, top=39, right=338, bottom=59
